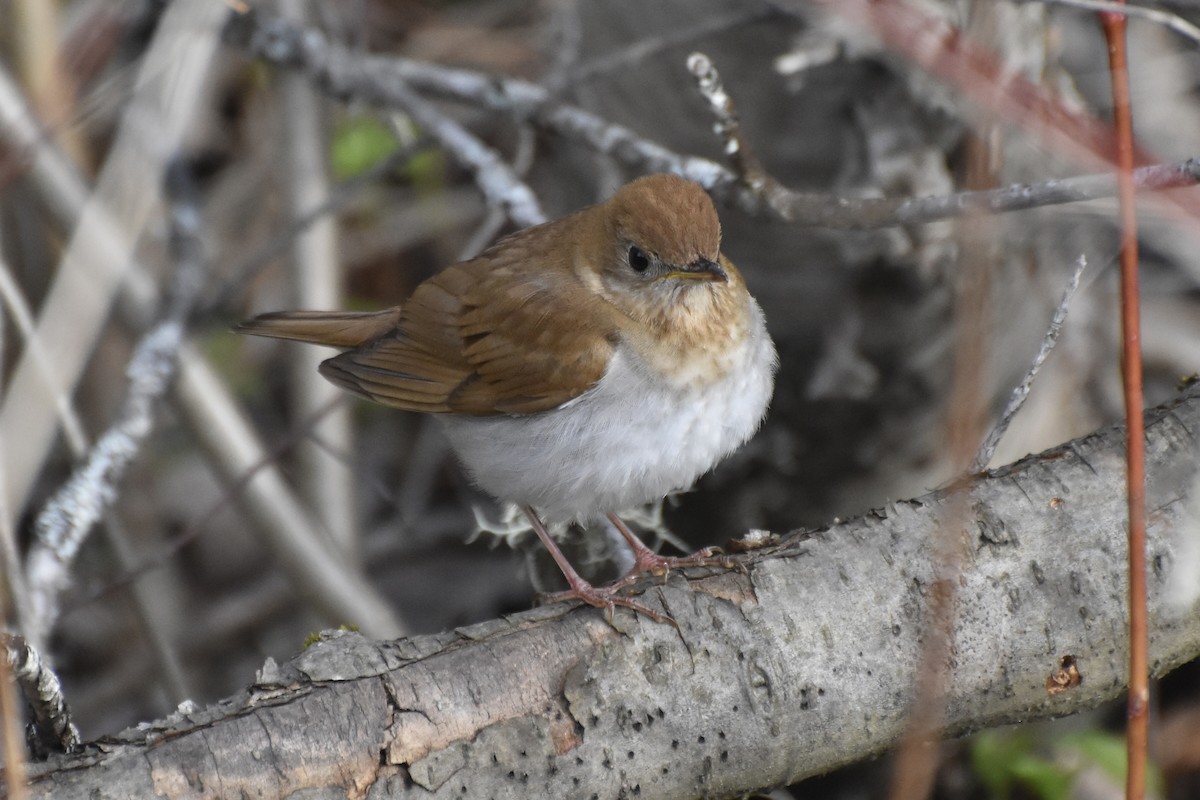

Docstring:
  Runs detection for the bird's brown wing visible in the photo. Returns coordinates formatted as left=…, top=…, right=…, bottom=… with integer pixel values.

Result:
left=319, top=227, right=617, bottom=416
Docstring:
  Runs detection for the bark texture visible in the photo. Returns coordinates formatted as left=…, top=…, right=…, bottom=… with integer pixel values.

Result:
left=25, top=386, right=1200, bottom=799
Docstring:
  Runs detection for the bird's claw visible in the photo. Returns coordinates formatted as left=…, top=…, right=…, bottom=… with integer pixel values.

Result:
left=539, top=585, right=676, bottom=627
left=621, top=545, right=742, bottom=582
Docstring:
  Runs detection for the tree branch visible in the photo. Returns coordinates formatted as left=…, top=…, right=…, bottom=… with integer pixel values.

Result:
left=224, top=9, right=1200, bottom=229
left=23, top=385, right=1200, bottom=799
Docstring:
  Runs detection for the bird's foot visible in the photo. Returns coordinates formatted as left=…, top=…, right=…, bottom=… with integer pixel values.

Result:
left=603, top=514, right=745, bottom=586
left=539, top=583, right=676, bottom=627
left=612, top=547, right=744, bottom=590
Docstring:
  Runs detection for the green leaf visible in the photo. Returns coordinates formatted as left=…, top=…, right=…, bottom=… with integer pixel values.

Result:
left=971, top=728, right=1164, bottom=800
left=970, top=731, right=1074, bottom=800
left=971, top=731, right=1021, bottom=798
left=1008, top=753, right=1074, bottom=800
left=332, top=116, right=400, bottom=180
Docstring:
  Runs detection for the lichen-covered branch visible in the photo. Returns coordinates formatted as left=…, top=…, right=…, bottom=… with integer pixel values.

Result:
left=1, top=634, right=78, bottom=759
left=23, top=386, right=1200, bottom=799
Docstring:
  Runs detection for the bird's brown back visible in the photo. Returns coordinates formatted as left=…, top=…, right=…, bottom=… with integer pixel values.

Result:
left=240, top=212, right=619, bottom=416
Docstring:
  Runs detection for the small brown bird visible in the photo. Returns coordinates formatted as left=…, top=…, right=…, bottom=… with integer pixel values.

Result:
left=238, top=174, right=776, bottom=620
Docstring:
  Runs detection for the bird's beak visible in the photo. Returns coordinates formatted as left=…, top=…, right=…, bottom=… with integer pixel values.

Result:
left=665, top=257, right=728, bottom=283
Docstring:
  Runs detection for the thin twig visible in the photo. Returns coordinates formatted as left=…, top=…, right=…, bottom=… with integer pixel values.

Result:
left=74, top=398, right=345, bottom=607
left=971, top=255, right=1088, bottom=472
left=225, top=11, right=1200, bottom=229
left=2, top=633, right=78, bottom=759
left=1099, top=6, right=1149, bottom=799
left=0, top=253, right=86, bottom=648
left=2, top=238, right=191, bottom=694
left=457, top=122, right=539, bottom=261
left=686, top=52, right=768, bottom=187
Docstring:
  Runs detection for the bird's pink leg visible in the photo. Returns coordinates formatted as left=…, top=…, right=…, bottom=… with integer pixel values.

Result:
left=522, top=506, right=671, bottom=624
left=607, top=513, right=736, bottom=584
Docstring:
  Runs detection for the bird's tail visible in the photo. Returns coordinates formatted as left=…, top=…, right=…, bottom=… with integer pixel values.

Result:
left=235, top=308, right=402, bottom=348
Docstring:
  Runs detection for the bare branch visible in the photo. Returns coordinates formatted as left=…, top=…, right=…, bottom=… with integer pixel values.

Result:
left=23, top=386, right=1200, bottom=798
left=795, top=0, right=1200, bottom=225
left=225, top=11, right=1200, bottom=229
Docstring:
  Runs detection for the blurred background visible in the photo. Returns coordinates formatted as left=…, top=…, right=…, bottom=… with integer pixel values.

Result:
left=1, top=0, right=1199, bottom=796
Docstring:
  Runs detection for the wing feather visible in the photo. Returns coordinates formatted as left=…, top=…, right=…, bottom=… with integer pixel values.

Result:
left=316, top=221, right=617, bottom=416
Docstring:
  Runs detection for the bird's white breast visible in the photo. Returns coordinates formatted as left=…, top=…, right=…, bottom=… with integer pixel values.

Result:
left=439, top=299, right=776, bottom=524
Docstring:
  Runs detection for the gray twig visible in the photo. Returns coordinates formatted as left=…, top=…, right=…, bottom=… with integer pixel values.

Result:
left=971, top=255, right=1088, bottom=472
left=24, top=163, right=206, bottom=646
left=388, top=89, right=546, bottom=228
left=2, top=633, right=79, bottom=758
left=225, top=11, right=1200, bottom=229
left=457, top=123, right=539, bottom=261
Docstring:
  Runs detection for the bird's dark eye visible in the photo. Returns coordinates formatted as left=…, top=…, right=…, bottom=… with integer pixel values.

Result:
left=628, top=246, right=650, bottom=273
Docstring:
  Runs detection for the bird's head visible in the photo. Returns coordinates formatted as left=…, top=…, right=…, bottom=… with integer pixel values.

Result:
left=577, top=174, right=743, bottom=332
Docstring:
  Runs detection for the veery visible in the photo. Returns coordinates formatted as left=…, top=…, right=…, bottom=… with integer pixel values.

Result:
left=238, top=174, right=777, bottom=620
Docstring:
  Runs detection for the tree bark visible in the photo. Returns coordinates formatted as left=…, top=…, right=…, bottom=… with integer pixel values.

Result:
left=24, top=386, right=1200, bottom=799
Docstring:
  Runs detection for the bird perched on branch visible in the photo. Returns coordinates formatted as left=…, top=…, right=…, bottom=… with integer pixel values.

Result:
left=238, top=174, right=777, bottom=621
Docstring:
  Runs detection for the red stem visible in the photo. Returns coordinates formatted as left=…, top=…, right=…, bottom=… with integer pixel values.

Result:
left=1099, top=7, right=1148, bottom=800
